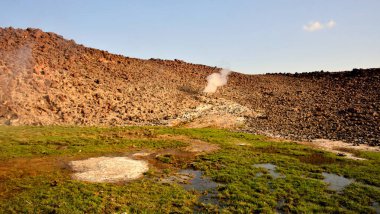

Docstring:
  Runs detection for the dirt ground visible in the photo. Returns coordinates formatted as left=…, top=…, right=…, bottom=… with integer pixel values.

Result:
left=300, top=139, right=380, bottom=160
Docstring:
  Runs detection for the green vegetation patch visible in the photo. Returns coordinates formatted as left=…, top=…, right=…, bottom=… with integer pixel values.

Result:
left=0, top=126, right=379, bottom=213
left=1, top=173, right=195, bottom=213
left=0, top=126, right=185, bottom=159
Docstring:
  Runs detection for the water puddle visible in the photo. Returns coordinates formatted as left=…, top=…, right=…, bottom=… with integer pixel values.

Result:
left=178, top=169, right=221, bottom=205
left=373, top=201, right=380, bottom=214
left=179, top=170, right=218, bottom=191
left=276, top=198, right=286, bottom=214
left=255, top=172, right=263, bottom=178
left=253, top=163, right=284, bottom=179
left=161, top=169, right=222, bottom=208
left=322, top=172, right=354, bottom=192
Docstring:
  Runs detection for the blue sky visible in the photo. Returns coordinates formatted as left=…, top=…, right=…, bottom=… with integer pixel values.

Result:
left=1, top=0, right=379, bottom=74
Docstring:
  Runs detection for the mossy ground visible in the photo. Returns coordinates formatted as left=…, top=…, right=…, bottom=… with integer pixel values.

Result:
left=0, top=126, right=379, bottom=213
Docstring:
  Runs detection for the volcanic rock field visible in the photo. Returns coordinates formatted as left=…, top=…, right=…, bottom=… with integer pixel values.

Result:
left=1, top=27, right=379, bottom=145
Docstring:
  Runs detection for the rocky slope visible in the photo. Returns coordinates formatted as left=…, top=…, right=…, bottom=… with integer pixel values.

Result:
left=1, top=27, right=379, bottom=145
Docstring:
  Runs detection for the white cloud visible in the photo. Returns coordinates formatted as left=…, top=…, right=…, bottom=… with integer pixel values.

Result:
left=326, top=20, right=336, bottom=28
left=303, top=21, right=324, bottom=32
left=303, top=20, right=336, bottom=32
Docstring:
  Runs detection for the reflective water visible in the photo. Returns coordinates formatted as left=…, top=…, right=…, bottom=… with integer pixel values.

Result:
left=276, top=198, right=286, bottom=214
left=322, top=172, right=354, bottom=192
left=179, top=169, right=221, bottom=205
left=373, top=201, right=380, bottom=214
left=253, top=163, right=284, bottom=179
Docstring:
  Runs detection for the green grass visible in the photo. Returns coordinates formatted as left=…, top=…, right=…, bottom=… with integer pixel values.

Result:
left=0, top=126, right=185, bottom=159
left=1, top=173, right=196, bottom=213
left=0, top=126, right=379, bottom=213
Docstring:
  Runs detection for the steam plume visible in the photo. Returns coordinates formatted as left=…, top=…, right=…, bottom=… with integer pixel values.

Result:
left=0, top=45, right=33, bottom=102
left=203, top=69, right=231, bottom=93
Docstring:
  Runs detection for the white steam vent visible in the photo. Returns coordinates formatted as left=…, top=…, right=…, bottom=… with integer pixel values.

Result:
left=203, top=69, right=231, bottom=93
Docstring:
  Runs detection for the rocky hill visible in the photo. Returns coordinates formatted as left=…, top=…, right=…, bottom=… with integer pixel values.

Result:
left=1, top=27, right=379, bottom=145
